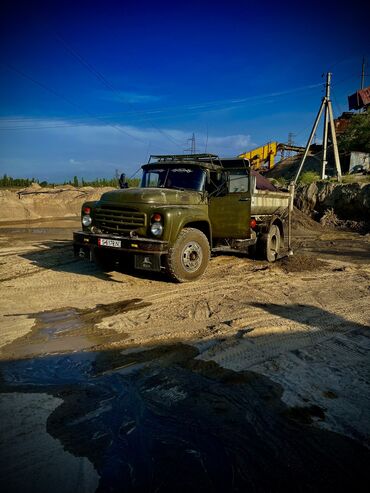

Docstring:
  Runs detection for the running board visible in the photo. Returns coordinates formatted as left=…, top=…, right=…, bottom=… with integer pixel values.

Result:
left=212, top=239, right=256, bottom=254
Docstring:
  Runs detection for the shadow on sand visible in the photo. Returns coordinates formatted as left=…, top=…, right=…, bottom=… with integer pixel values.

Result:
left=20, top=239, right=169, bottom=283
left=1, top=301, right=370, bottom=492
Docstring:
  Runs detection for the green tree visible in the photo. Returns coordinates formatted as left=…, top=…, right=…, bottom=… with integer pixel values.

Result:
left=73, top=176, right=79, bottom=187
left=338, top=111, right=370, bottom=154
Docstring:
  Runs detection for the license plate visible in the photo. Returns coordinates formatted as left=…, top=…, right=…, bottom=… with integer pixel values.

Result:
left=98, top=238, right=121, bottom=248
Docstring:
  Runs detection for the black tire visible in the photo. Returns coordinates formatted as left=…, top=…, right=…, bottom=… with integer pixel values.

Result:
left=258, top=224, right=281, bottom=262
left=166, top=228, right=210, bottom=282
left=248, top=243, right=257, bottom=259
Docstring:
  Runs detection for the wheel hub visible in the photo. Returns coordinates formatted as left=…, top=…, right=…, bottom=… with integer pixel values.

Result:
left=182, top=241, right=203, bottom=272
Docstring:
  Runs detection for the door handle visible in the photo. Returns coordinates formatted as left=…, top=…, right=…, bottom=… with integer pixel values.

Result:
left=239, top=197, right=251, bottom=202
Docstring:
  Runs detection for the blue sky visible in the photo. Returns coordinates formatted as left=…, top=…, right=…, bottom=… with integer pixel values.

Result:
left=0, top=0, right=369, bottom=182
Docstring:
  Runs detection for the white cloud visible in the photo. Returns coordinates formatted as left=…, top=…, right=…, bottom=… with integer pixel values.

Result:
left=0, top=118, right=253, bottom=180
left=100, top=90, right=163, bottom=104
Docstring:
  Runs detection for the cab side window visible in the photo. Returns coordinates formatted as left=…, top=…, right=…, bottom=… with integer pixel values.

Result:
left=207, top=171, right=228, bottom=196
left=229, top=171, right=249, bottom=193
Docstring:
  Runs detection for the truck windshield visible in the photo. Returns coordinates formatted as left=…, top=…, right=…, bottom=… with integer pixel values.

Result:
left=141, top=167, right=206, bottom=192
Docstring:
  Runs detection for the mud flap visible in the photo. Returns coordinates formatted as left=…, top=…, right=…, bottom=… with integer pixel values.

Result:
left=73, top=244, right=91, bottom=260
left=134, top=254, right=161, bottom=271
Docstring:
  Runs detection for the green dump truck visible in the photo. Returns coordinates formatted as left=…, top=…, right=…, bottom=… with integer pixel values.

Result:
left=73, top=154, right=292, bottom=282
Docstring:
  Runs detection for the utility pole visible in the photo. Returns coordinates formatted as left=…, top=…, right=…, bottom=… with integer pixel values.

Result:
left=294, top=72, right=342, bottom=184
left=185, top=133, right=196, bottom=154
left=287, top=132, right=295, bottom=157
left=190, top=133, right=196, bottom=154
left=321, top=73, right=330, bottom=179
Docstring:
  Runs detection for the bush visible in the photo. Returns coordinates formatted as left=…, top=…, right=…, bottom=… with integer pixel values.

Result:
left=269, top=177, right=288, bottom=188
left=338, top=112, right=370, bottom=154
left=298, top=171, right=320, bottom=184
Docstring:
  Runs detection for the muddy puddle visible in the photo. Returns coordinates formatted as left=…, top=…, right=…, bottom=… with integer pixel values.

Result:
left=1, top=341, right=370, bottom=492
left=2, top=299, right=150, bottom=360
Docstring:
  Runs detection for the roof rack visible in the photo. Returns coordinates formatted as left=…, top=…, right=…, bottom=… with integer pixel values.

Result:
left=144, top=154, right=250, bottom=171
left=148, top=153, right=219, bottom=163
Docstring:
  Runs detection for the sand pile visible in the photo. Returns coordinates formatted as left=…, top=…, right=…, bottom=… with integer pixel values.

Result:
left=0, top=185, right=115, bottom=222
left=291, top=207, right=324, bottom=235
left=279, top=254, right=327, bottom=273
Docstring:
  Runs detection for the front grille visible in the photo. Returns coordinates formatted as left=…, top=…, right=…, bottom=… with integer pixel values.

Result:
left=94, top=205, right=146, bottom=234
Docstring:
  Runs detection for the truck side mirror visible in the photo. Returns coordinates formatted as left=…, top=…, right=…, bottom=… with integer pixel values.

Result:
left=119, top=173, right=129, bottom=189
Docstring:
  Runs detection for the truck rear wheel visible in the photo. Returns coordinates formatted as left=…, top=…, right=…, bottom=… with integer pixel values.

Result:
left=259, top=224, right=281, bottom=262
left=166, top=228, right=210, bottom=282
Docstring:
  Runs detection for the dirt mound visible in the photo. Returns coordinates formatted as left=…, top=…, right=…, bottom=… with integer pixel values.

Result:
left=26, top=182, right=42, bottom=190
left=267, top=155, right=322, bottom=180
left=0, top=186, right=115, bottom=222
left=292, top=207, right=323, bottom=233
left=80, top=186, right=96, bottom=192
left=295, top=181, right=370, bottom=221
left=278, top=254, right=327, bottom=273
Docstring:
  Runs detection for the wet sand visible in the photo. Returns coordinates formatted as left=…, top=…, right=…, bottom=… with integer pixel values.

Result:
left=0, top=220, right=369, bottom=492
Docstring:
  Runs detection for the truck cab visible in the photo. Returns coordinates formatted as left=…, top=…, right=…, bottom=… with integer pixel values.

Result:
left=74, top=154, right=291, bottom=281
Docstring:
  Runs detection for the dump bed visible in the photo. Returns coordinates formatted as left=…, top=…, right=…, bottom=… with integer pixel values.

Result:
left=250, top=169, right=290, bottom=215
left=251, top=189, right=290, bottom=215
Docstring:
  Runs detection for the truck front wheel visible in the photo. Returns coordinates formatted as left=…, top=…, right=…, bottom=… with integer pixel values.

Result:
left=166, top=228, right=210, bottom=282
left=259, top=224, right=281, bottom=262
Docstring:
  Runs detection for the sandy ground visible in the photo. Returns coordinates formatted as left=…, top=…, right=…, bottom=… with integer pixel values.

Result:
left=0, top=216, right=369, bottom=492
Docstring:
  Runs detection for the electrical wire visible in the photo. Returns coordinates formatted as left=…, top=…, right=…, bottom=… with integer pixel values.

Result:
left=332, top=91, right=343, bottom=116
left=54, top=32, right=184, bottom=149
left=204, top=125, right=209, bottom=153
left=1, top=62, right=163, bottom=147
left=0, top=76, right=327, bottom=131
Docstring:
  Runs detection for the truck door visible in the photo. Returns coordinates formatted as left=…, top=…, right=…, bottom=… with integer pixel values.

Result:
left=208, top=169, right=251, bottom=238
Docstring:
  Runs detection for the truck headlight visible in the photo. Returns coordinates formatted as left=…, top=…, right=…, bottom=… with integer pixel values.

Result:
left=82, top=215, right=92, bottom=227
left=150, top=222, right=163, bottom=236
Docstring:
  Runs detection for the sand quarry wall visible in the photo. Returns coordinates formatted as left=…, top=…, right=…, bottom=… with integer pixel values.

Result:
left=1, top=182, right=369, bottom=224
left=295, top=181, right=370, bottom=221
left=268, top=154, right=370, bottom=221
left=0, top=184, right=115, bottom=223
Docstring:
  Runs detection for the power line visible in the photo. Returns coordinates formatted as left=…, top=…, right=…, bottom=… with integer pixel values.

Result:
left=204, top=126, right=209, bottom=153
left=1, top=65, right=338, bottom=139
left=0, top=78, right=328, bottom=130
left=1, top=62, right=163, bottom=147
left=0, top=123, right=93, bottom=130
left=54, top=32, right=184, bottom=149
left=332, top=91, right=343, bottom=116
left=332, top=74, right=359, bottom=87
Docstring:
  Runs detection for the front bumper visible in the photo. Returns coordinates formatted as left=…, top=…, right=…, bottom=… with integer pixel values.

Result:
left=73, top=231, right=169, bottom=255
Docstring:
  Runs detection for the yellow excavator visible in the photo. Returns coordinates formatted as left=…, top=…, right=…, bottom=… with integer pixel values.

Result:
left=238, top=142, right=305, bottom=173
